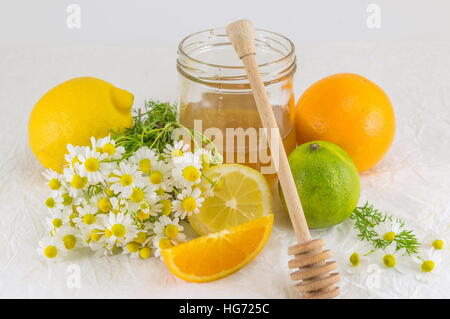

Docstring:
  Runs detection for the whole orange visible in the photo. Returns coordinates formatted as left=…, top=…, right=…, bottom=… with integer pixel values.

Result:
left=295, top=73, right=395, bottom=172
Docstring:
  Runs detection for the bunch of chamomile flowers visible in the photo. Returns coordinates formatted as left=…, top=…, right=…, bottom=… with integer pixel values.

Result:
left=37, top=135, right=221, bottom=261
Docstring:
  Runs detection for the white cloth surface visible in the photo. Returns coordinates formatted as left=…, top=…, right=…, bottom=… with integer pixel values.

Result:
left=0, top=42, right=449, bottom=298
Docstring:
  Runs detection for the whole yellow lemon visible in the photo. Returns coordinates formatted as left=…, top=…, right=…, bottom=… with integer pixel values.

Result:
left=28, top=77, right=133, bottom=172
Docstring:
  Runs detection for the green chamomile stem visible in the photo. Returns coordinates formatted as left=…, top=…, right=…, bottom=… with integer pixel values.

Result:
left=201, top=172, right=215, bottom=185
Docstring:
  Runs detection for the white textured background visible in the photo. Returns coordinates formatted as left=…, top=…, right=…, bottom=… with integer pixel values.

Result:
left=1, top=0, right=450, bottom=298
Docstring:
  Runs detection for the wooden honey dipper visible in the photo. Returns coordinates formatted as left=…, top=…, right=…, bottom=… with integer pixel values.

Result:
left=226, top=19, right=340, bottom=299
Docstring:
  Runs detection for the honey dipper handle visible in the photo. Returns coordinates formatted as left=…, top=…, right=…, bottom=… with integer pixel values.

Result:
left=227, top=20, right=311, bottom=243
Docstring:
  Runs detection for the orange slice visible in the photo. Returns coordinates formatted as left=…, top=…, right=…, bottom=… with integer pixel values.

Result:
left=161, top=214, right=274, bottom=283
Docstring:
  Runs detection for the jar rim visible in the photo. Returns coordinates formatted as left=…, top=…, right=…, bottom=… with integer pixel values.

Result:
left=177, top=27, right=296, bottom=69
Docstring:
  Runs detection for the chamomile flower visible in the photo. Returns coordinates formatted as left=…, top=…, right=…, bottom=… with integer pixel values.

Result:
left=432, top=239, right=445, bottom=250
left=44, top=192, right=64, bottom=214
left=201, top=176, right=222, bottom=198
left=65, top=144, right=89, bottom=168
left=42, top=169, right=62, bottom=191
left=137, top=246, right=153, bottom=259
left=89, top=194, right=114, bottom=214
left=425, top=229, right=446, bottom=250
left=414, top=249, right=443, bottom=282
left=343, top=236, right=374, bottom=274
left=127, top=185, right=156, bottom=207
left=135, top=196, right=163, bottom=221
left=153, top=215, right=186, bottom=242
left=60, top=191, right=84, bottom=215
left=37, top=236, right=65, bottom=261
left=173, top=187, right=204, bottom=218
left=46, top=215, right=65, bottom=234
left=110, top=196, right=128, bottom=214
left=38, top=138, right=201, bottom=261
left=159, top=199, right=173, bottom=216
left=109, top=162, right=146, bottom=198
left=377, top=245, right=410, bottom=272
left=54, top=226, right=82, bottom=251
left=123, top=241, right=143, bottom=257
left=63, top=166, right=88, bottom=197
left=148, top=159, right=172, bottom=191
left=164, top=140, right=189, bottom=159
left=84, top=220, right=110, bottom=253
left=172, top=152, right=202, bottom=187
left=90, top=136, right=125, bottom=160
left=194, top=148, right=222, bottom=170
left=152, top=234, right=175, bottom=258
left=103, top=212, right=138, bottom=247
left=76, top=148, right=109, bottom=184
left=73, top=204, right=98, bottom=228
left=129, top=146, right=157, bottom=174
left=374, top=218, right=404, bottom=243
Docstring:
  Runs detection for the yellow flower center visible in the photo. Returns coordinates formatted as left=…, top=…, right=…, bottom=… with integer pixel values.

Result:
left=52, top=218, right=62, bottom=228
left=164, top=224, right=179, bottom=239
left=349, top=252, right=360, bottom=267
left=45, top=197, right=55, bottom=208
left=120, top=174, right=133, bottom=186
left=383, top=232, right=396, bottom=242
left=432, top=239, right=444, bottom=250
left=137, top=210, right=149, bottom=221
left=159, top=238, right=173, bottom=250
left=139, top=247, right=152, bottom=259
left=105, top=187, right=114, bottom=197
left=139, top=159, right=152, bottom=174
left=161, top=200, right=172, bottom=216
left=149, top=171, right=163, bottom=184
left=48, top=178, right=61, bottom=190
left=172, top=149, right=183, bottom=157
left=63, top=234, right=77, bottom=250
left=383, top=254, right=396, bottom=268
left=182, top=197, right=197, bottom=212
left=126, top=241, right=140, bottom=253
left=135, top=232, right=147, bottom=243
left=71, top=174, right=87, bottom=189
left=156, top=187, right=165, bottom=196
left=130, top=188, right=145, bottom=203
left=90, top=229, right=102, bottom=242
left=62, top=193, right=73, bottom=205
left=69, top=212, right=78, bottom=227
left=84, top=158, right=99, bottom=172
left=102, top=143, right=116, bottom=156
left=98, top=197, right=112, bottom=212
left=111, top=224, right=126, bottom=238
left=82, top=214, right=96, bottom=225
left=421, top=260, right=435, bottom=272
left=44, top=245, right=58, bottom=258
left=182, top=166, right=200, bottom=182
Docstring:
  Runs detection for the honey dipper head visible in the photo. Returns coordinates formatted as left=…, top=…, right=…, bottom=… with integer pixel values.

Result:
left=288, top=239, right=340, bottom=299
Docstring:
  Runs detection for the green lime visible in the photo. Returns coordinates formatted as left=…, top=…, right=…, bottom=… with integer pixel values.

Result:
left=281, top=140, right=360, bottom=229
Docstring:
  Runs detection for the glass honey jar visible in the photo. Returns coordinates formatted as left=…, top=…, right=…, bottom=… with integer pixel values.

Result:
left=177, top=27, right=297, bottom=179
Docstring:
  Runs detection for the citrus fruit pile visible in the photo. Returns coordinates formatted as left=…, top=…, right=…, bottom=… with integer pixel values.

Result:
left=164, top=164, right=274, bottom=282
